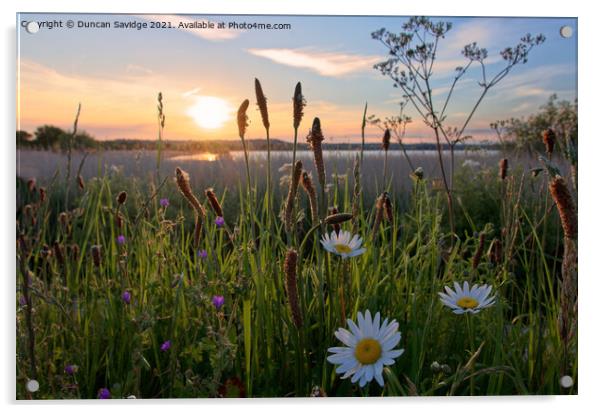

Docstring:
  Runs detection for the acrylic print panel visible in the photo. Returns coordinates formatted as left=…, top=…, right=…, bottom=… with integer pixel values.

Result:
left=16, top=13, right=577, bottom=398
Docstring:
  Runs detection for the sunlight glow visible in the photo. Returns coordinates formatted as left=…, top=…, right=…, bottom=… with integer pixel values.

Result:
left=187, top=96, right=233, bottom=129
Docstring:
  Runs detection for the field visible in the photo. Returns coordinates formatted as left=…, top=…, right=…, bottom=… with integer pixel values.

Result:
left=16, top=132, right=577, bottom=398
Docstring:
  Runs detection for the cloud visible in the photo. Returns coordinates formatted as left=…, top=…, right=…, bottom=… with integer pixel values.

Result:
left=136, top=15, right=239, bottom=41
left=125, top=64, right=153, bottom=76
left=246, top=48, right=380, bottom=77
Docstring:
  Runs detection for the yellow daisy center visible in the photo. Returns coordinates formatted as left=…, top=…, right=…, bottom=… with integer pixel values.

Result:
left=354, top=338, right=382, bottom=365
left=334, top=244, right=352, bottom=254
left=456, top=296, right=479, bottom=309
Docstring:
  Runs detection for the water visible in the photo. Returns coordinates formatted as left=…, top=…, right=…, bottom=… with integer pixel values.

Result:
left=17, top=149, right=510, bottom=198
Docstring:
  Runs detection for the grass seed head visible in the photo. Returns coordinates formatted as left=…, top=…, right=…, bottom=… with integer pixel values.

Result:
left=382, top=128, right=391, bottom=151
left=254, top=78, right=270, bottom=130
left=542, top=128, right=556, bottom=157
left=91, top=245, right=102, bottom=267
left=293, top=82, right=305, bottom=130
left=284, top=249, right=302, bottom=329
left=205, top=188, right=223, bottom=217
left=499, top=158, right=508, bottom=180
left=307, top=117, right=326, bottom=189
left=175, top=167, right=205, bottom=218
left=116, top=191, right=127, bottom=205
left=383, top=192, right=393, bottom=223
left=472, top=232, right=487, bottom=269
left=237, top=99, right=250, bottom=139
left=549, top=175, right=577, bottom=240
left=324, top=212, right=353, bottom=226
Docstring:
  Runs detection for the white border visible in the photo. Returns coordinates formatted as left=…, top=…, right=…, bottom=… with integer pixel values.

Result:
left=3, top=1, right=599, bottom=412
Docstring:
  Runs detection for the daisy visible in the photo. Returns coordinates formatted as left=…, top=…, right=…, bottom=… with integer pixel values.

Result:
left=438, top=281, right=496, bottom=314
left=327, top=310, right=404, bottom=388
left=320, top=230, right=366, bottom=258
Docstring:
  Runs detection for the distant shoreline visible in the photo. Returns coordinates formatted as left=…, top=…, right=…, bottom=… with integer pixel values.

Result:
left=17, top=138, right=502, bottom=153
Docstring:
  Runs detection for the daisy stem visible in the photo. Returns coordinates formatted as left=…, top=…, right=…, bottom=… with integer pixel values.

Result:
left=465, top=313, right=476, bottom=394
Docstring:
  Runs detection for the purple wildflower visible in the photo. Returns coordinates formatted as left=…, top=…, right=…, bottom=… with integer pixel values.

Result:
left=19, top=296, right=27, bottom=306
left=98, top=388, right=111, bottom=399
left=117, top=235, right=126, bottom=245
left=212, top=295, right=225, bottom=310
left=198, top=249, right=208, bottom=259
left=215, top=216, right=225, bottom=228
left=160, top=198, right=170, bottom=208
left=160, top=340, right=171, bottom=352
left=65, top=364, right=77, bottom=375
left=122, top=290, right=131, bottom=304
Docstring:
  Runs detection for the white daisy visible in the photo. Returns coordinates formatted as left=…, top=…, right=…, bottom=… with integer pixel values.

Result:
left=320, top=230, right=366, bottom=258
left=327, top=310, right=404, bottom=388
left=438, top=281, right=496, bottom=314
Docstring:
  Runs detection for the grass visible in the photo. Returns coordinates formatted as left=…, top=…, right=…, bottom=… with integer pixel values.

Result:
left=16, top=102, right=576, bottom=400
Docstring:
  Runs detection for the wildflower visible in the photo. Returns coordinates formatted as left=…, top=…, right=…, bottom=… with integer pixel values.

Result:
left=98, top=388, right=111, bottom=399
left=117, top=235, right=126, bottom=245
left=198, top=249, right=208, bottom=259
left=159, top=198, right=170, bottom=208
left=327, top=310, right=404, bottom=387
left=320, top=230, right=366, bottom=258
left=64, top=364, right=78, bottom=375
left=215, top=216, right=225, bottom=228
left=438, top=281, right=496, bottom=314
left=160, top=340, right=171, bottom=352
left=560, top=375, right=574, bottom=388
left=26, top=379, right=39, bottom=393
left=122, top=291, right=131, bottom=304
left=212, top=295, right=225, bottom=310
left=19, top=296, right=27, bottom=306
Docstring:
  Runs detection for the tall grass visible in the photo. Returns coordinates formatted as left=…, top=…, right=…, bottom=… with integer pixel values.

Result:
left=15, top=82, right=576, bottom=399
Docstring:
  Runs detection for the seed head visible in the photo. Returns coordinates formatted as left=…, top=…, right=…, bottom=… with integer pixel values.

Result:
left=175, top=167, right=205, bottom=218
left=116, top=191, right=127, bottom=205
left=307, top=117, right=326, bottom=189
left=382, top=129, right=391, bottom=151
left=91, top=245, right=102, bottom=267
left=499, top=158, right=508, bottom=180
left=383, top=192, right=393, bottom=223
left=542, top=128, right=556, bottom=157
left=549, top=175, right=577, bottom=240
left=254, top=78, right=270, bottom=130
left=237, top=99, right=250, bottom=140
left=324, top=212, right=353, bottom=226
left=293, top=82, right=305, bottom=130
left=284, top=249, right=302, bottom=329
left=205, top=188, right=223, bottom=217
left=472, top=232, right=486, bottom=269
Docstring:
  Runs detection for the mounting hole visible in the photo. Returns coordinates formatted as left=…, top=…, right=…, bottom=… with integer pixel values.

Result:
left=560, top=25, right=573, bottom=38
left=26, top=21, right=40, bottom=34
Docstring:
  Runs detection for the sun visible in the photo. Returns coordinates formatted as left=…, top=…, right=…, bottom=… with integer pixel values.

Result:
left=187, top=96, right=233, bottom=129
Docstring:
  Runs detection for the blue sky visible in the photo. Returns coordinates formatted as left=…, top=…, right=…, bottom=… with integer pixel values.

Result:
left=17, top=13, right=577, bottom=142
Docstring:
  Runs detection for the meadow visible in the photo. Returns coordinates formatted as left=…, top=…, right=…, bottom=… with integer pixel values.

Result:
left=16, top=85, right=577, bottom=399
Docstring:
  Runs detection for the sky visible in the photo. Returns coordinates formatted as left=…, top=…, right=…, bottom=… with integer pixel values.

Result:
left=17, top=13, right=577, bottom=143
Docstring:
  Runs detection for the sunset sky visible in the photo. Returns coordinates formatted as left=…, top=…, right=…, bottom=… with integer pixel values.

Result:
left=17, top=13, right=577, bottom=143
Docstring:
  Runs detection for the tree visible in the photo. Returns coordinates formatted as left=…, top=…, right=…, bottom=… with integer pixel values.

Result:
left=16, top=130, right=33, bottom=147
left=34, top=125, right=66, bottom=150
left=491, top=94, right=577, bottom=154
